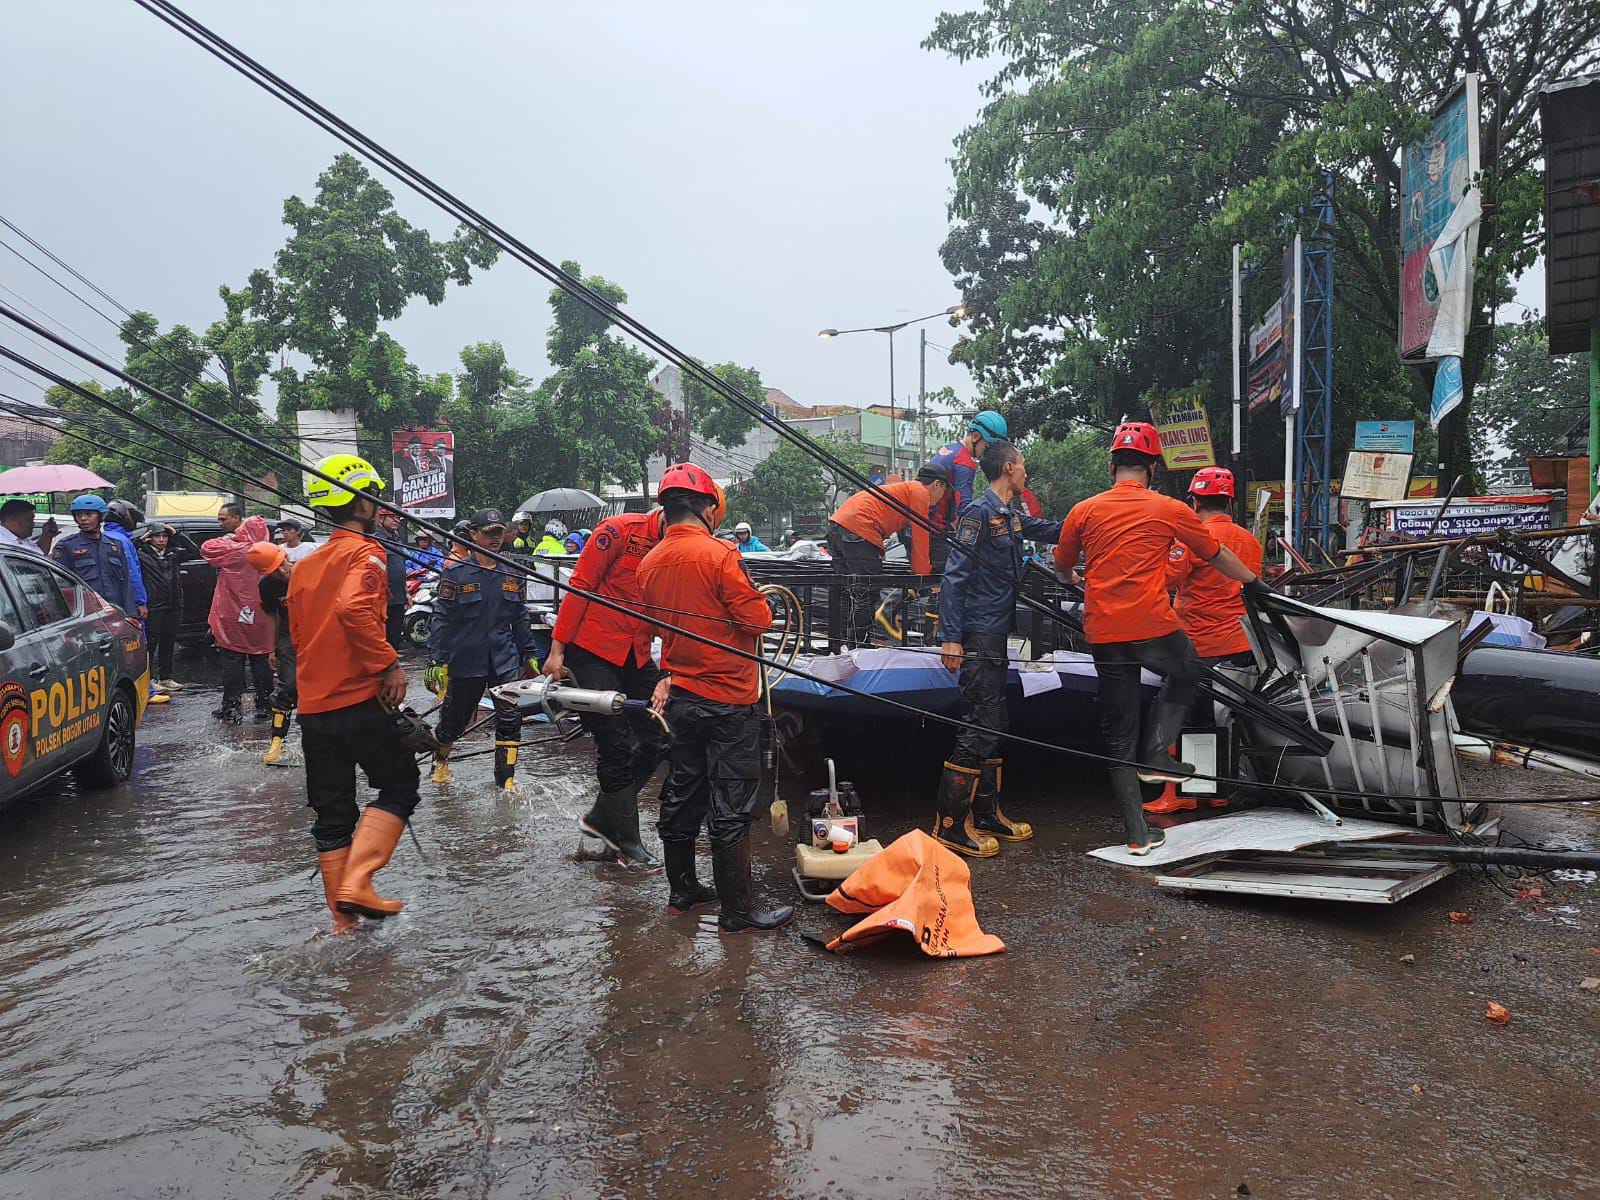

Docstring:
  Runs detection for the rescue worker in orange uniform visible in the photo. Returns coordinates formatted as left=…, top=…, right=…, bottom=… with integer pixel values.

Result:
left=289, top=453, right=419, bottom=925
left=1167, top=467, right=1263, bottom=668
left=637, top=463, right=793, bottom=932
left=825, top=465, right=948, bottom=645
left=1054, top=424, right=1269, bottom=854
left=543, top=506, right=670, bottom=869
left=1142, top=465, right=1265, bottom=817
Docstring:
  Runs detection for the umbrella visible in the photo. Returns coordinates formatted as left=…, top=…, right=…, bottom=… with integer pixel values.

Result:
left=0, top=464, right=114, bottom=493
left=518, top=487, right=604, bottom=515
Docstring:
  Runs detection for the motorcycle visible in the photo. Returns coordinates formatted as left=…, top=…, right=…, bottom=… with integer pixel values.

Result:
left=403, top=569, right=557, bottom=659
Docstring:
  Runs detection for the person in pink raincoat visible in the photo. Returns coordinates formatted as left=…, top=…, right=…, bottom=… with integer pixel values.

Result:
left=202, top=503, right=275, bottom=724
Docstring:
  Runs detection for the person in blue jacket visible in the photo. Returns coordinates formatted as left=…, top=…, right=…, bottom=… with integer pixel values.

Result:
left=105, top=498, right=168, bottom=704
left=425, top=508, right=537, bottom=792
left=933, top=440, right=1061, bottom=858
left=405, top=528, right=445, bottom=575
left=52, top=495, right=139, bottom=619
left=732, top=522, right=769, bottom=553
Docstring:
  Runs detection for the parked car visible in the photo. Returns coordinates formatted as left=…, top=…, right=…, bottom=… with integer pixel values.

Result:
left=0, top=545, right=149, bottom=801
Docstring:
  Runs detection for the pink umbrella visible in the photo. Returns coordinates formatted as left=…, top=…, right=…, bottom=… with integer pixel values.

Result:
left=0, top=464, right=114, bottom=493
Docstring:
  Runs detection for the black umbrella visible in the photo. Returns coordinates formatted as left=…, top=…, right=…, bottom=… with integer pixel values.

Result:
left=519, top=487, right=604, bottom=515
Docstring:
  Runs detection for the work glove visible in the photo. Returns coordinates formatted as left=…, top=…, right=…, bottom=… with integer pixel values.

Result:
left=521, top=656, right=540, bottom=680
left=424, top=663, right=448, bottom=695
left=1242, top=577, right=1275, bottom=606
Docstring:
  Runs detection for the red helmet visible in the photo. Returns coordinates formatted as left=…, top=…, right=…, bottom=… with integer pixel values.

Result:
left=1189, top=466, right=1235, bottom=498
left=1111, top=421, right=1162, bottom=458
left=658, top=462, right=718, bottom=501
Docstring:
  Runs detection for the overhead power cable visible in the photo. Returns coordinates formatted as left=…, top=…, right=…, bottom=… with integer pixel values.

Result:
left=1, top=323, right=1595, bottom=814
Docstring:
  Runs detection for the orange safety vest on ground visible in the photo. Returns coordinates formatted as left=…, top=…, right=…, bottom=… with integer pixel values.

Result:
left=829, top=481, right=934, bottom=575
left=287, top=527, right=398, bottom=715
left=1166, top=512, right=1264, bottom=658
left=826, top=830, right=1005, bottom=958
left=1053, top=479, right=1223, bottom=645
left=636, top=522, right=773, bottom=705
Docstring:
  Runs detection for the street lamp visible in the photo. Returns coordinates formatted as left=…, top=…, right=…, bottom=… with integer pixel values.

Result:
left=818, top=304, right=966, bottom=477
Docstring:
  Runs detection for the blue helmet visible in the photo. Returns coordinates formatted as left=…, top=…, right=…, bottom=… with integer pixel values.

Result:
left=969, top=411, right=1007, bottom=442
left=69, top=494, right=109, bottom=514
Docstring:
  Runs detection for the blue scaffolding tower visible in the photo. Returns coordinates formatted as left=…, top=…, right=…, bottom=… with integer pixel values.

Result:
left=1295, top=182, right=1335, bottom=553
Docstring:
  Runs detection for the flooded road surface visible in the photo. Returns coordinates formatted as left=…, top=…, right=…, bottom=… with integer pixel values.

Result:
left=2, top=661, right=1598, bottom=1198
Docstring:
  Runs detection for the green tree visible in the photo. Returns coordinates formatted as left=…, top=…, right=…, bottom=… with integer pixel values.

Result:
left=246, top=154, right=497, bottom=444
left=1472, top=320, right=1592, bottom=462
left=926, top=0, right=1600, bottom=483
left=441, top=341, right=547, bottom=512
left=680, top=360, right=764, bottom=452
left=532, top=261, right=661, bottom=492
left=1019, top=427, right=1110, bottom=516
left=738, top=430, right=871, bottom=526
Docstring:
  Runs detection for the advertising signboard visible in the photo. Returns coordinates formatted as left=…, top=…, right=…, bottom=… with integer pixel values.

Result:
left=1150, top=386, right=1217, bottom=470
left=1353, top=420, right=1416, bottom=453
left=1342, top=451, right=1414, bottom=501
left=1400, top=77, right=1481, bottom=360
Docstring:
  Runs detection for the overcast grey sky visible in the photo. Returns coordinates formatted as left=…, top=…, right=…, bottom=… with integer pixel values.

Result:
left=0, top=0, right=990, bottom=417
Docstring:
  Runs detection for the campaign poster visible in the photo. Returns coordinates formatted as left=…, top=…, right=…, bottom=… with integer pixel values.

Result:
left=1400, top=76, right=1480, bottom=360
left=392, top=431, right=456, bottom=518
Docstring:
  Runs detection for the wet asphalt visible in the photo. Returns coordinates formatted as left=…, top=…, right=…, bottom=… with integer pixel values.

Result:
left=0, top=655, right=1597, bottom=1199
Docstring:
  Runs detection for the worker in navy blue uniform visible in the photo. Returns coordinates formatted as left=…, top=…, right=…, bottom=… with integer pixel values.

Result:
left=53, top=495, right=138, bottom=616
left=933, top=441, right=1062, bottom=858
left=426, top=508, right=537, bottom=793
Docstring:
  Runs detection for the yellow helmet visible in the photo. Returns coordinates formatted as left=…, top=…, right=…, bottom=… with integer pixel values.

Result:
left=307, top=452, right=385, bottom=509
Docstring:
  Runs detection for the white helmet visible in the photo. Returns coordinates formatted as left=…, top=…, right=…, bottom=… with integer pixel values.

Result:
left=543, top=519, right=567, bottom=538
left=734, top=522, right=752, bottom=535
left=513, top=510, right=533, bottom=524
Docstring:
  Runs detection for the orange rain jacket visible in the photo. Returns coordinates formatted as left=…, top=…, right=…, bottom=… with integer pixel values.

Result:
left=829, top=480, right=934, bottom=576
left=1166, top=512, right=1264, bottom=658
left=636, top=523, right=773, bottom=706
left=826, top=830, right=1005, bottom=958
left=287, top=527, right=398, bottom=715
left=550, top=510, right=665, bottom=667
left=1054, top=478, right=1223, bottom=645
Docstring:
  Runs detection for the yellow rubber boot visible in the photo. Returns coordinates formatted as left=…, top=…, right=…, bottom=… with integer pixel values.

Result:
left=262, top=709, right=291, bottom=764
left=495, top=741, right=520, bottom=795
left=430, top=744, right=453, bottom=785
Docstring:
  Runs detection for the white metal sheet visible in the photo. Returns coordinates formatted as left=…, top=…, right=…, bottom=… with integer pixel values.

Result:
left=1087, top=810, right=1404, bottom=868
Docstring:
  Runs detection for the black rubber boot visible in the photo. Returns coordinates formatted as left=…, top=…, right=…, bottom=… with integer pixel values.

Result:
left=970, top=757, right=1034, bottom=842
left=663, top=840, right=718, bottom=914
left=212, top=702, right=242, bottom=725
left=1137, top=699, right=1196, bottom=783
left=1110, top=768, right=1166, bottom=855
left=580, top=784, right=661, bottom=869
left=712, top=838, right=794, bottom=933
left=930, top=761, right=998, bottom=858
left=494, top=741, right=521, bottom=794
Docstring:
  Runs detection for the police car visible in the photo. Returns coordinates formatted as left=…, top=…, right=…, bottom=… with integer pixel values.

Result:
left=0, top=545, right=150, bottom=802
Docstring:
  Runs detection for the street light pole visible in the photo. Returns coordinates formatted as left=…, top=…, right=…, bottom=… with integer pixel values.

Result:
left=919, top=327, right=927, bottom=465
left=818, top=304, right=967, bottom=481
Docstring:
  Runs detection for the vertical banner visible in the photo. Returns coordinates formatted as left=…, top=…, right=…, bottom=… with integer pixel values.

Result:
left=1400, top=76, right=1481, bottom=361
left=392, top=431, right=456, bottom=518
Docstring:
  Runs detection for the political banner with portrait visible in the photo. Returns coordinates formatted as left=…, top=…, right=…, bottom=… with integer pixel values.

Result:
left=392, top=431, right=456, bottom=518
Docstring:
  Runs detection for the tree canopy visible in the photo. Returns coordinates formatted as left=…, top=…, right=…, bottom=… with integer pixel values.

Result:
left=1472, top=320, right=1593, bottom=462
left=926, top=0, right=1600, bottom=482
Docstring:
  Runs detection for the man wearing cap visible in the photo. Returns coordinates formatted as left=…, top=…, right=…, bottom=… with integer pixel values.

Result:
left=246, top=540, right=300, bottom=764
left=427, top=508, right=537, bottom=793
left=1054, top=423, right=1268, bottom=855
left=373, top=505, right=411, bottom=649
left=277, top=517, right=318, bottom=564
left=825, top=462, right=949, bottom=645
left=934, top=441, right=1062, bottom=857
